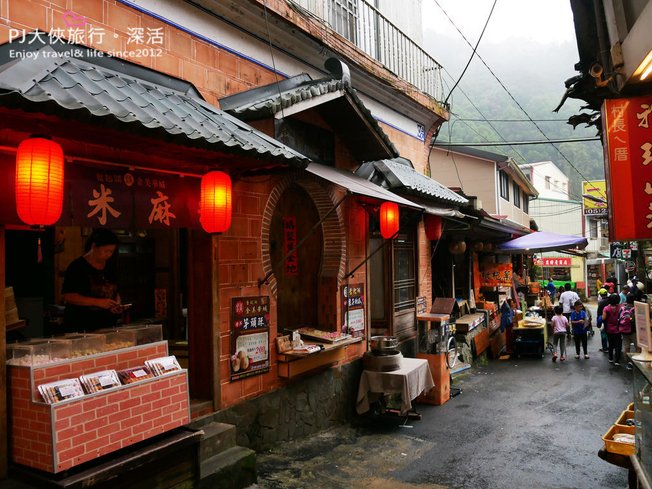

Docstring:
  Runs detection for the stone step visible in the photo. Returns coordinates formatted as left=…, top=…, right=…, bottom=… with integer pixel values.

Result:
left=199, top=422, right=237, bottom=461
left=199, top=446, right=256, bottom=489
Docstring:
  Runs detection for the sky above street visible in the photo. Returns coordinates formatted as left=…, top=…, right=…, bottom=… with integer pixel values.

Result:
left=422, top=0, right=577, bottom=46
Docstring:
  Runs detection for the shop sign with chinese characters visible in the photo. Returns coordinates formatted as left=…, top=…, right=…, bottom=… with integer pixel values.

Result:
left=534, top=257, right=572, bottom=267
left=230, top=296, right=270, bottom=382
left=342, top=284, right=364, bottom=337
left=480, top=263, right=512, bottom=287
left=603, top=97, right=652, bottom=240
left=582, top=180, right=608, bottom=216
left=0, top=161, right=200, bottom=228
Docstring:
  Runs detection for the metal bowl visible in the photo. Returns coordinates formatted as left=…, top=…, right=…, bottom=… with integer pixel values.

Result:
left=370, top=335, right=398, bottom=352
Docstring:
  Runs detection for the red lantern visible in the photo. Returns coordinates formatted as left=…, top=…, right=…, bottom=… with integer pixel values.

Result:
left=448, top=240, right=467, bottom=255
left=15, top=136, right=64, bottom=226
left=200, top=171, right=232, bottom=234
left=424, top=214, right=442, bottom=241
left=379, top=202, right=399, bottom=239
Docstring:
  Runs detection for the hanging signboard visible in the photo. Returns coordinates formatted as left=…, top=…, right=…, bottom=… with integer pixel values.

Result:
left=480, top=263, right=512, bottom=287
left=602, top=97, right=652, bottom=240
left=582, top=180, right=608, bottom=216
left=0, top=159, right=201, bottom=228
left=283, top=216, right=298, bottom=276
left=610, top=241, right=639, bottom=260
left=539, top=257, right=572, bottom=267
left=230, top=296, right=270, bottom=381
left=342, top=284, right=365, bottom=337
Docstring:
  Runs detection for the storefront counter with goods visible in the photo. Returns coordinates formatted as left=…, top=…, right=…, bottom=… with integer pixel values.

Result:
left=6, top=325, right=190, bottom=474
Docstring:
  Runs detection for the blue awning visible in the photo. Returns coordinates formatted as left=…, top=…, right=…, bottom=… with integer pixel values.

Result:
left=497, top=231, right=588, bottom=253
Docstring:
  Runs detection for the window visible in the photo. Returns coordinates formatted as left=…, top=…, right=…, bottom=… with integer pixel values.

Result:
left=393, top=238, right=415, bottom=312
left=545, top=176, right=551, bottom=190
left=513, top=182, right=521, bottom=208
left=523, top=190, right=529, bottom=214
left=590, top=219, right=598, bottom=239
left=499, top=171, right=510, bottom=201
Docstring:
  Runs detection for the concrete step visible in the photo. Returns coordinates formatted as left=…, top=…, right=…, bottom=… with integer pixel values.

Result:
left=199, top=422, right=237, bottom=461
left=199, top=446, right=256, bottom=489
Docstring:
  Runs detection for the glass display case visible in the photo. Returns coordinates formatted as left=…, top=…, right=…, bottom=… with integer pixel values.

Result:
left=62, top=333, right=107, bottom=357
left=631, top=360, right=652, bottom=483
left=94, top=328, right=137, bottom=351
left=121, top=324, right=163, bottom=345
left=6, top=339, right=72, bottom=365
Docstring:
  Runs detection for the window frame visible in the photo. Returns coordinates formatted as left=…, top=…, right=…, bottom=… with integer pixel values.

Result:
left=513, top=181, right=521, bottom=208
left=499, top=171, right=510, bottom=201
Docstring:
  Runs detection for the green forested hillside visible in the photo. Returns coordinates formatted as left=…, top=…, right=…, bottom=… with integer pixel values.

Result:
left=425, top=35, right=605, bottom=199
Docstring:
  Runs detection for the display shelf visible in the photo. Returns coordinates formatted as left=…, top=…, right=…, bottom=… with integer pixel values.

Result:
left=8, top=341, right=190, bottom=474
left=277, top=337, right=361, bottom=379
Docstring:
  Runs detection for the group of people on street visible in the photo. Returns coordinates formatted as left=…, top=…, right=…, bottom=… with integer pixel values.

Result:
left=550, top=282, right=590, bottom=362
left=596, top=285, right=636, bottom=367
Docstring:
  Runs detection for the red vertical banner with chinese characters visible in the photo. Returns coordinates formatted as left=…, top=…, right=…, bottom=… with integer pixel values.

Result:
left=283, top=216, right=298, bottom=276
left=603, top=97, right=652, bottom=240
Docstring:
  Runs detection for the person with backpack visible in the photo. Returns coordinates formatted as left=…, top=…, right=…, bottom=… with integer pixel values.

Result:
left=620, top=294, right=636, bottom=370
left=596, top=288, right=610, bottom=352
left=602, top=294, right=623, bottom=366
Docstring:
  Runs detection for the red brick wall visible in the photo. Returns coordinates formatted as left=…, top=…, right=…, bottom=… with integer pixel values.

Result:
left=8, top=343, right=189, bottom=473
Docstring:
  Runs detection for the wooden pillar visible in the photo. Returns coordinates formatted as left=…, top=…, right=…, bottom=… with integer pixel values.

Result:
left=0, top=226, right=7, bottom=479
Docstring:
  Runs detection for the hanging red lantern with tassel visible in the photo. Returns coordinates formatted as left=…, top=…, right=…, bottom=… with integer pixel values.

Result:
left=199, top=170, right=232, bottom=234
left=379, top=202, right=399, bottom=239
left=424, top=214, right=442, bottom=241
left=15, top=136, right=64, bottom=226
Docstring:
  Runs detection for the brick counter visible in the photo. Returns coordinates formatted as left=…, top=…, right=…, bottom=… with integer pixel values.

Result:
left=8, top=342, right=190, bottom=473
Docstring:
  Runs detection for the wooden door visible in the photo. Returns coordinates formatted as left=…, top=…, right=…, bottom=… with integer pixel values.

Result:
left=270, top=186, right=322, bottom=330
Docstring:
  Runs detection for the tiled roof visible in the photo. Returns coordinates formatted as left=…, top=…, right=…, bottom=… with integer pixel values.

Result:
left=220, top=74, right=399, bottom=159
left=356, top=157, right=468, bottom=205
left=0, top=40, right=309, bottom=166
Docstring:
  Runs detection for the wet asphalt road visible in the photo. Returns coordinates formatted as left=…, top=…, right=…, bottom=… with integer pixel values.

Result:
left=254, top=319, right=634, bottom=489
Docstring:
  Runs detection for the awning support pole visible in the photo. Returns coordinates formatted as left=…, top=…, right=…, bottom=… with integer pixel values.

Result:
left=343, top=229, right=398, bottom=280
left=258, top=194, right=349, bottom=288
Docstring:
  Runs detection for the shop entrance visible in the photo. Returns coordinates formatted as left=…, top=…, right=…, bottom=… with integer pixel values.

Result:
left=270, top=185, right=323, bottom=329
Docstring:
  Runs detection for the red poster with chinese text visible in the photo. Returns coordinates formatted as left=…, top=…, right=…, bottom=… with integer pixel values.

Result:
left=603, top=97, right=652, bottom=240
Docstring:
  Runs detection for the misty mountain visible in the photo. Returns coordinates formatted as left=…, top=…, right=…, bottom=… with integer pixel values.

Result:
left=424, top=32, right=604, bottom=199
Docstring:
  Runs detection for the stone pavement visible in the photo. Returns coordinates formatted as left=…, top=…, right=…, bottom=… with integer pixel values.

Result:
left=251, top=331, right=632, bottom=489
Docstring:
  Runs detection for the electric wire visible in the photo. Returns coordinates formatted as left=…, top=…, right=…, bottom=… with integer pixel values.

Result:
left=443, top=0, right=497, bottom=105
left=431, top=0, right=608, bottom=202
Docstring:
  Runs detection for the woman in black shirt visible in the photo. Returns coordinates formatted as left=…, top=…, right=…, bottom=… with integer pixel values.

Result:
left=62, top=229, right=124, bottom=333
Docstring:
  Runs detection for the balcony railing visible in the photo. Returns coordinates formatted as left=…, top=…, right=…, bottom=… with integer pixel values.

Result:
left=290, top=0, right=445, bottom=103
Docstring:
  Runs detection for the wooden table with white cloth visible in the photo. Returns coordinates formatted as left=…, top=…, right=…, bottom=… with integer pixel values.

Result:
left=356, top=357, right=435, bottom=415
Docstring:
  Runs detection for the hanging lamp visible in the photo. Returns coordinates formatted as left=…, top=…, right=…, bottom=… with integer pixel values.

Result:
left=379, top=202, right=399, bottom=239
left=15, top=136, right=64, bottom=226
left=199, top=171, right=232, bottom=234
left=424, top=214, right=442, bottom=241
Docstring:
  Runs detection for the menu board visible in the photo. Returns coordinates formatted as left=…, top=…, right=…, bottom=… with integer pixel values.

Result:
left=231, top=296, right=270, bottom=381
left=480, top=263, right=512, bottom=287
left=342, top=284, right=364, bottom=338
left=635, top=301, right=652, bottom=352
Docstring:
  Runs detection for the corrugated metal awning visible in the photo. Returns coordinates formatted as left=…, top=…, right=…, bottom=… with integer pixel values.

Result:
left=306, top=163, right=422, bottom=209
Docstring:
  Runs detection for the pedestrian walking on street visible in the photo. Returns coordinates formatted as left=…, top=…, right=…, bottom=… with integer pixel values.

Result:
left=552, top=305, right=568, bottom=362
left=559, top=283, right=580, bottom=321
left=603, top=294, right=623, bottom=366
left=596, top=288, right=609, bottom=352
left=570, top=300, right=589, bottom=359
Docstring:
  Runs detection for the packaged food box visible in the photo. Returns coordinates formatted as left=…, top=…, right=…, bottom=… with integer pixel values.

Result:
left=117, top=365, right=154, bottom=384
left=61, top=333, right=107, bottom=357
left=146, top=355, right=181, bottom=376
left=121, top=324, right=163, bottom=345
left=94, top=328, right=136, bottom=351
left=79, top=370, right=121, bottom=393
left=37, top=378, right=85, bottom=404
left=602, top=424, right=635, bottom=456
